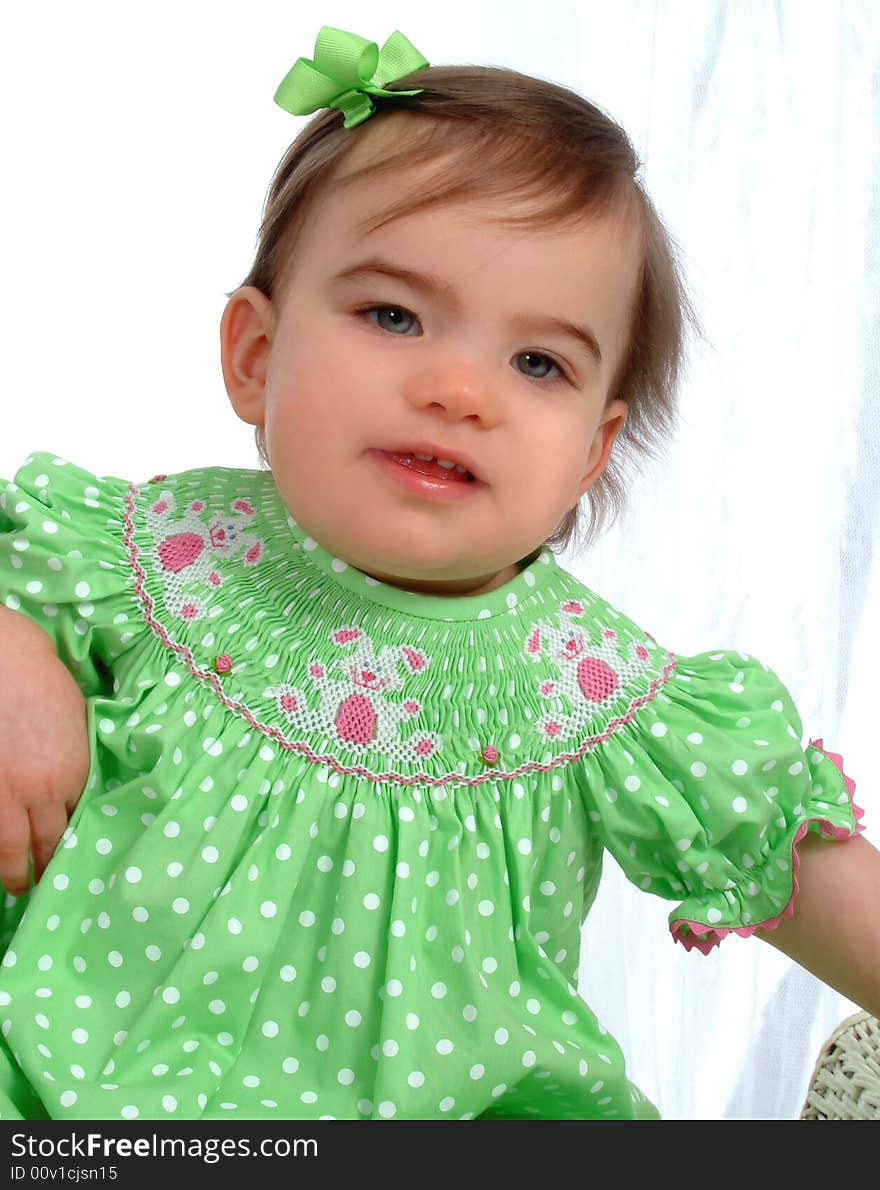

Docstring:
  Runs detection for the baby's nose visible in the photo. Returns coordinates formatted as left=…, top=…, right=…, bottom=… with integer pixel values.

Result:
left=405, top=357, right=502, bottom=426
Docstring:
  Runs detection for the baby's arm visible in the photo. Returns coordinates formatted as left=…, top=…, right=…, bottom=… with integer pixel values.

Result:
left=755, top=832, right=880, bottom=1019
left=0, top=605, right=90, bottom=896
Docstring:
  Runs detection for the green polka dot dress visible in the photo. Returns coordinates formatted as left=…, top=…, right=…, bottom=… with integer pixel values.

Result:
left=0, top=453, right=863, bottom=1121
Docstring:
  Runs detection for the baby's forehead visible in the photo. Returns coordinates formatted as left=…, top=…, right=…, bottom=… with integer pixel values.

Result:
left=322, top=112, right=641, bottom=242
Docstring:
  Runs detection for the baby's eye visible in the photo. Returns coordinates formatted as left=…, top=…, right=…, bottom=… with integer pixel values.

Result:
left=357, top=305, right=420, bottom=335
left=514, top=351, right=568, bottom=384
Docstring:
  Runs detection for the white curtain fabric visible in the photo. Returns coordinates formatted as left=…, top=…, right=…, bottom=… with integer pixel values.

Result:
left=1, top=1, right=877, bottom=1120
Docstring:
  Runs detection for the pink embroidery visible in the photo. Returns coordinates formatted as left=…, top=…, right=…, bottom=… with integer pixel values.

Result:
left=334, top=629, right=362, bottom=645
left=214, top=654, right=233, bottom=674
left=145, top=489, right=264, bottom=621
left=273, top=624, right=442, bottom=764
left=577, top=656, right=619, bottom=700
left=526, top=600, right=658, bottom=742
left=336, top=693, right=376, bottom=744
left=481, top=746, right=499, bottom=764
left=158, top=531, right=205, bottom=573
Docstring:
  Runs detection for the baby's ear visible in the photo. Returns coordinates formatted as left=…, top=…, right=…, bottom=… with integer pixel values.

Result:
left=220, top=287, right=275, bottom=426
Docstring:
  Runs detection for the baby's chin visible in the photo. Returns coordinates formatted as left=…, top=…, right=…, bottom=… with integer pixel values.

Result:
left=354, top=562, right=523, bottom=599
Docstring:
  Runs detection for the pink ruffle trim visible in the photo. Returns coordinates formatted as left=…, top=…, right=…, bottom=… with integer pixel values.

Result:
left=670, top=738, right=865, bottom=955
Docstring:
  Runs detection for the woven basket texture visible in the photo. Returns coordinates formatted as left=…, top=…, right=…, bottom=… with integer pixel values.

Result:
left=800, top=1011, right=880, bottom=1120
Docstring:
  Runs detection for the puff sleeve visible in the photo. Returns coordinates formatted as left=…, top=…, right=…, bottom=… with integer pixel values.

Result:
left=574, top=648, right=863, bottom=953
left=0, top=452, right=141, bottom=697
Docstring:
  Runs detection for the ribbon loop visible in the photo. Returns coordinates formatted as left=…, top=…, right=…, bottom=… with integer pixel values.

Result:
left=274, top=25, right=429, bottom=128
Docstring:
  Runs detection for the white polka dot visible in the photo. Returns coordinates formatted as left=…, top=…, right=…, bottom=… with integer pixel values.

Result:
left=732, top=797, right=748, bottom=814
left=124, top=867, right=142, bottom=883
left=260, top=901, right=277, bottom=919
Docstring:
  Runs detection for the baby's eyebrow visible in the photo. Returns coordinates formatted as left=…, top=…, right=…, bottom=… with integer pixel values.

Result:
left=331, top=256, right=603, bottom=367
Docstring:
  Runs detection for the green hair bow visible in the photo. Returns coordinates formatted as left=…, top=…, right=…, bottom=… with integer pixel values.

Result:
left=274, top=25, right=429, bottom=129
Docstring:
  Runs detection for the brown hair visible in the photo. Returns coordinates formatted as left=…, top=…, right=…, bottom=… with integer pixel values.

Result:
left=235, top=64, right=704, bottom=555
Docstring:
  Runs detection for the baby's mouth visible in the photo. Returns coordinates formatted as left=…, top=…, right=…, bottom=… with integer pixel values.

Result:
left=383, top=452, right=477, bottom=483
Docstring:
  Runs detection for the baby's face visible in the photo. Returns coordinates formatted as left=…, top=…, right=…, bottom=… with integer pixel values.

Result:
left=227, top=127, right=641, bottom=598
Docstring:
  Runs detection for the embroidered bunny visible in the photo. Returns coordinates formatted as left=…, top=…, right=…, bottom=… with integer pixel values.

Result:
left=145, top=489, right=264, bottom=621
left=524, top=599, right=658, bottom=742
left=273, top=625, right=443, bottom=764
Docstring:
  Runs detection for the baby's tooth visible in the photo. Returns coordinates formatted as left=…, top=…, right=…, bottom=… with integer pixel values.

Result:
left=413, top=453, right=434, bottom=461
left=436, top=458, right=456, bottom=469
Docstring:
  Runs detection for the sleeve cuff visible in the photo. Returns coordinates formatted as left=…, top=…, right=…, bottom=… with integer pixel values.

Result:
left=670, top=739, right=865, bottom=954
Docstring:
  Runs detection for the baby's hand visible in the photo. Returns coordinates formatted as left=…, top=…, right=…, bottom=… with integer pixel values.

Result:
left=0, top=610, right=90, bottom=896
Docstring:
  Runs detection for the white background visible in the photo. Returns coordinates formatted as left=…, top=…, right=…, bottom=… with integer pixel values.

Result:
left=1, top=1, right=878, bottom=1119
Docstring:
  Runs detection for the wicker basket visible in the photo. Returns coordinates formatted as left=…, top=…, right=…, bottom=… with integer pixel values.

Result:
left=800, top=1011, right=880, bottom=1119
